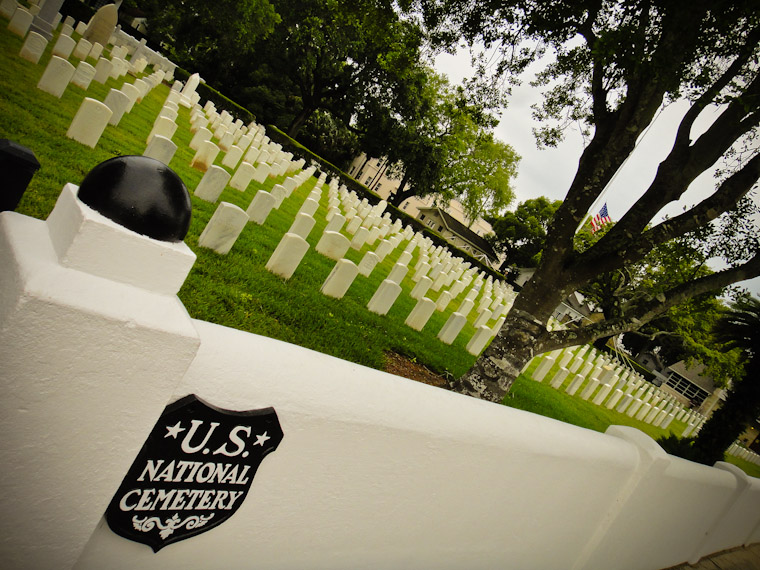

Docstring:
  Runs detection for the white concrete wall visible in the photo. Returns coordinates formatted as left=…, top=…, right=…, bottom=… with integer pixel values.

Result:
left=2, top=187, right=760, bottom=570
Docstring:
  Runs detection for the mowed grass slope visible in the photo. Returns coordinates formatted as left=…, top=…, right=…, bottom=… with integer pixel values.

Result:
left=0, top=22, right=479, bottom=379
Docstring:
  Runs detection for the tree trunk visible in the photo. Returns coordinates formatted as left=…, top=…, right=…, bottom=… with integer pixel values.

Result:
left=287, top=106, right=314, bottom=138
left=388, top=174, right=416, bottom=207
left=450, top=308, right=549, bottom=401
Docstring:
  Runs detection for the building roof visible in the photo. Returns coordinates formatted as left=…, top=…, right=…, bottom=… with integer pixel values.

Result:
left=418, top=207, right=498, bottom=261
left=667, top=361, right=718, bottom=393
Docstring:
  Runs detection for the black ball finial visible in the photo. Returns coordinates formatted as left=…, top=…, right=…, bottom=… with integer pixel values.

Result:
left=77, top=156, right=192, bottom=242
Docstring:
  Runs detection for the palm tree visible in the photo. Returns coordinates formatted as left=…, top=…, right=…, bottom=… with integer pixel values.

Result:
left=688, top=297, right=760, bottom=465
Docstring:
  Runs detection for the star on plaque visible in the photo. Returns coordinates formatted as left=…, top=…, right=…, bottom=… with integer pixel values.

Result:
left=164, top=421, right=185, bottom=439
left=254, top=431, right=270, bottom=446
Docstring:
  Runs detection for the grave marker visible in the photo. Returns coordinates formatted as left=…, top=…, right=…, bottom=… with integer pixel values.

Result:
left=104, top=88, right=130, bottom=126
left=19, top=30, right=46, bottom=63
left=72, top=37, right=92, bottom=60
left=37, top=55, right=75, bottom=98
left=367, top=280, right=402, bottom=316
left=92, top=57, right=113, bottom=84
left=320, top=259, right=359, bottom=299
left=198, top=202, right=248, bottom=255
left=8, top=7, right=33, bottom=37
left=438, top=312, right=467, bottom=345
left=66, top=97, right=112, bottom=148
left=70, top=61, right=96, bottom=90
left=83, top=3, right=117, bottom=47
left=190, top=141, right=220, bottom=172
left=466, top=326, right=493, bottom=356
left=266, top=233, right=309, bottom=280
left=143, top=135, right=177, bottom=166
left=194, top=165, right=231, bottom=203
left=287, top=213, right=316, bottom=240
left=315, top=231, right=351, bottom=260
left=246, top=191, right=277, bottom=225
left=405, top=298, right=437, bottom=331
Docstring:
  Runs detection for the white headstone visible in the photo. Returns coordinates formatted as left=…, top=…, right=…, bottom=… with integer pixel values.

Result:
left=102, top=88, right=130, bottom=126
left=19, top=30, right=47, bottom=63
left=147, top=116, right=177, bottom=144
left=367, top=280, right=402, bottom=316
left=251, top=163, right=271, bottom=184
left=8, top=7, right=34, bottom=37
left=270, top=184, right=288, bottom=209
left=37, top=55, right=75, bottom=98
left=466, top=326, right=493, bottom=356
left=315, top=231, right=351, bottom=260
left=405, top=298, right=436, bottom=332
left=51, top=32, right=75, bottom=58
left=438, top=313, right=467, bottom=345
left=66, top=97, right=112, bottom=148
left=320, top=259, right=359, bottom=299
left=74, top=20, right=87, bottom=35
left=229, top=162, right=256, bottom=192
left=142, top=134, right=177, bottom=166
left=92, top=57, right=112, bottom=84
left=266, top=233, right=309, bottom=280
left=358, top=251, right=380, bottom=277
left=189, top=127, right=213, bottom=151
left=386, top=262, right=408, bottom=285
left=120, top=83, right=140, bottom=113
left=82, top=3, right=117, bottom=47
left=70, top=61, right=96, bottom=90
left=0, top=0, right=19, bottom=19
left=435, top=291, right=452, bottom=312
left=246, top=191, right=277, bottom=225
left=194, top=166, right=230, bottom=203
left=298, top=198, right=320, bottom=217
left=410, top=276, right=433, bottom=300
left=72, top=37, right=92, bottom=60
left=288, top=213, right=316, bottom=240
left=190, top=140, right=220, bottom=172
left=221, top=146, right=244, bottom=170
left=87, top=41, right=103, bottom=61
left=197, top=202, right=248, bottom=255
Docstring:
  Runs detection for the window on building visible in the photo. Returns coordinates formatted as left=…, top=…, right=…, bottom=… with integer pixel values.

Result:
left=419, top=213, right=425, bottom=220
left=366, top=176, right=373, bottom=185
left=665, top=372, right=710, bottom=405
left=402, top=202, right=408, bottom=210
left=438, top=225, right=444, bottom=232
left=426, top=219, right=436, bottom=228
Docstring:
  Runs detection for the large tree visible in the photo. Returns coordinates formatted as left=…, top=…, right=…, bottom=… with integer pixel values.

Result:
left=135, top=0, right=280, bottom=87
left=415, top=1, right=760, bottom=402
left=251, top=0, right=426, bottom=136
left=360, top=67, right=517, bottom=217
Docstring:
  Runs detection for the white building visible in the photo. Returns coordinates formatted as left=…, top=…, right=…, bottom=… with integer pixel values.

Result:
left=347, top=154, right=498, bottom=266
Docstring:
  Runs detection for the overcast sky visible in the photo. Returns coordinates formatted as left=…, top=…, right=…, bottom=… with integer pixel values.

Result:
left=434, top=48, right=760, bottom=297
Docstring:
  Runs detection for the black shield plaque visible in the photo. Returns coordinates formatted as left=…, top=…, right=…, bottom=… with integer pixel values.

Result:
left=105, top=394, right=283, bottom=552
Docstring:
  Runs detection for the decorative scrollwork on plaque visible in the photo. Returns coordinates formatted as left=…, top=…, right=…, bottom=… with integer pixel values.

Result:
left=132, top=513, right=215, bottom=540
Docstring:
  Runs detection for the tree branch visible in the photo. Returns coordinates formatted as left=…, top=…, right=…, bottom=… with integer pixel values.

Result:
left=568, top=152, right=760, bottom=285
left=543, top=252, right=760, bottom=351
left=674, top=25, right=760, bottom=150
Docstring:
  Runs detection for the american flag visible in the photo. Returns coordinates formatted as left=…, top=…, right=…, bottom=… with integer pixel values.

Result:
left=591, top=203, right=612, bottom=233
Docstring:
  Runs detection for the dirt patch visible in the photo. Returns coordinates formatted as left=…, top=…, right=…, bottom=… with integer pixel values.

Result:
left=383, top=351, right=449, bottom=388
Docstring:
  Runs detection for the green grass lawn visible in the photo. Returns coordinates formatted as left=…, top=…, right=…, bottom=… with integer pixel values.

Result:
left=2, top=20, right=756, bottom=476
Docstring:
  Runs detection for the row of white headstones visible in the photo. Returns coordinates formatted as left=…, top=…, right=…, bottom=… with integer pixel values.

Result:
left=526, top=343, right=707, bottom=436
left=10, top=5, right=169, bottom=149
left=142, top=82, right=522, bottom=355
